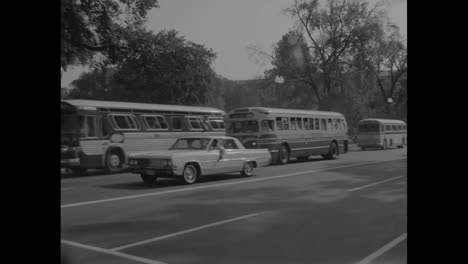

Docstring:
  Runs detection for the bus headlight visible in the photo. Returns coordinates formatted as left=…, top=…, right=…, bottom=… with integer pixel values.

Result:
left=251, top=141, right=257, bottom=147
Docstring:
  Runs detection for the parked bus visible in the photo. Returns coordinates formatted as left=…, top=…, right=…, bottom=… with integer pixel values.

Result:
left=225, top=107, right=349, bottom=164
left=61, top=100, right=226, bottom=174
left=357, top=118, right=407, bottom=150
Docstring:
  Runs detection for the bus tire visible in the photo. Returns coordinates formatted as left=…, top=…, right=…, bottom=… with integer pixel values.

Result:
left=240, top=162, right=254, bottom=177
left=141, top=174, right=157, bottom=185
left=180, top=163, right=198, bottom=184
left=278, top=144, right=290, bottom=165
left=323, top=142, right=338, bottom=160
left=105, top=149, right=124, bottom=173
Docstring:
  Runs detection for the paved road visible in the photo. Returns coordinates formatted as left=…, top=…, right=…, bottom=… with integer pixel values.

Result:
left=61, top=148, right=407, bottom=264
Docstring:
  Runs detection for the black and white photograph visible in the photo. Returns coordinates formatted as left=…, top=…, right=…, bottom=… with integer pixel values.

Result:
left=61, top=0, right=407, bottom=263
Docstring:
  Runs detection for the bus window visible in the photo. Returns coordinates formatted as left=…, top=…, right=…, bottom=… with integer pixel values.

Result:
left=297, top=118, right=303, bottom=130
left=187, top=117, right=204, bottom=130
left=157, top=116, right=169, bottom=129
left=143, top=115, right=168, bottom=130
left=276, top=117, right=283, bottom=130
left=333, top=119, right=339, bottom=130
left=327, top=119, right=332, bottom=130
left=403, top=125, right=407, bottom=131
left=386, top=125, right=391, bottom=131
left=101, top=117, right=108, bottom=137
left=397, top=125, right=403, bottom=131
left=110, top=114, right=139, bottom=130
left=391, top=125, right=397, bottom=130
left=315, top=118, right=320, bottom=130
left=282, top=117, right=289, bottom=130
left=290, top=118, right=297, bottom=130
left=208, top=119, right=225, bottom=130
left=261, top=120, right=274, bottom=132
left=304, top=118, right=310, bottom=130
left=320, top=119, right=327, bottom=130
left=171, top=116, right=183, bottom=130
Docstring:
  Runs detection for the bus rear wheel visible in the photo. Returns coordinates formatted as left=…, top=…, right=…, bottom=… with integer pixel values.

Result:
left=323, top=142, right=338, bottom=160
left=278, top=144, right=290, bottom=165
left=105, top=149, right=124, bottom=173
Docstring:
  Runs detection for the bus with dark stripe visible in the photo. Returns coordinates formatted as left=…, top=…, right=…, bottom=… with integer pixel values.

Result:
left=357, top=119, right=407, bottom=150
left=226, top=107, right=349, bottom=164
left=61, top=100, right=225, bottom=174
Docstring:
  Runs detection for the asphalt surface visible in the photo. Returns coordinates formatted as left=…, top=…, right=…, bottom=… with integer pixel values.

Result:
left=61, top=147, right=407, bottom=264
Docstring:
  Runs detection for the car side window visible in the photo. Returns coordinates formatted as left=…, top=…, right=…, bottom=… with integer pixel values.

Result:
left=223, top=139, right=239, bottom=149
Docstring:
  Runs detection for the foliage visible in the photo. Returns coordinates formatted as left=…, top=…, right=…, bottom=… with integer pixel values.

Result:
left=61, top=0, right=159, bottom=70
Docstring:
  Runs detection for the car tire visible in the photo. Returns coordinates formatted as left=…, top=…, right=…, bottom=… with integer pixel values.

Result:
left=141, top=174, right=157, bottom=185
left=181, top=164, right=198, bottom=184
left=240, top=162, right=254, bottom=177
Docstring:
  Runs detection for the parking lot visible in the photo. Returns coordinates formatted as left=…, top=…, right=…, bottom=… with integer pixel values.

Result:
left=61, top=148, right=407, bottom=264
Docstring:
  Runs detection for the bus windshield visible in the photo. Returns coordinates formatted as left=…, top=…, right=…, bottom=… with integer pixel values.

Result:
left=358, top=123, right=381, bottom=133
left=61, top=114, right=80, bottom=134
left=227, top=120, right=259, bottom=133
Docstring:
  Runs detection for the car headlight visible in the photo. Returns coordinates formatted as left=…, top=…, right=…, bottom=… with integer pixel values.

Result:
left=164, top=159, right=172, bottom=167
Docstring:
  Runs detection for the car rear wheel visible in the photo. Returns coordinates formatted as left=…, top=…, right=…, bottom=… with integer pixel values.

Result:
left=181, top=164, right=198, bottom=184
left=141, top=174, right=157, bottom=185
left=240, top=162, right=254, bottom=177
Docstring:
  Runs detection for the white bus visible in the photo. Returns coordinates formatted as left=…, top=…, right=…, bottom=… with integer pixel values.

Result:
left=357, top=118, right=407, bottom=150
left=226, top=107, right=349, bottom=164
left=61, top=100, right=226, bottom=174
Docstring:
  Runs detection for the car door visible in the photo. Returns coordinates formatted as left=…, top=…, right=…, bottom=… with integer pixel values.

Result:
left=219, top=138, right=245, bottom=172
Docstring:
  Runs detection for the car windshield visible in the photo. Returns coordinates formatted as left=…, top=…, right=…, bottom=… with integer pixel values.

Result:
left=170, top=138, right=211, bottom=150
left=227, top=120, right=259, bottom=133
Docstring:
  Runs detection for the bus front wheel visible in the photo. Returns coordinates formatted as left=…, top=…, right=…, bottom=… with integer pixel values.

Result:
left=105, top=149, right=124, bottom=173
left=278, top=144, right=290, bottom=165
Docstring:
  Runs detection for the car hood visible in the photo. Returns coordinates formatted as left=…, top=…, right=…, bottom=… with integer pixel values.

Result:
left=128, top=150, right=207, bottom=159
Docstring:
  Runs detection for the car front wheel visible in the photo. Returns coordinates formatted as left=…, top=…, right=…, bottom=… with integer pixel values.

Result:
left=181, top=164, right=198, bottom=184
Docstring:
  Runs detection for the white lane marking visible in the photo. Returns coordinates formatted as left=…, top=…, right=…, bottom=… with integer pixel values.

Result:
left=61, top=239, right=167, bottom=264
left=355, top=233, right=407, bottom=264
left=348, top=176, right=405, bottom=191
left=61, top=158, right=407, bottom=209
left=61, top=188, right=73, bottom=191
left=111, top=213, right=259, bottom=251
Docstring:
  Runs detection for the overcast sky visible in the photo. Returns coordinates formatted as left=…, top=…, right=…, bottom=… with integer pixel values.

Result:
left=61, top=0, right=406, bottom=88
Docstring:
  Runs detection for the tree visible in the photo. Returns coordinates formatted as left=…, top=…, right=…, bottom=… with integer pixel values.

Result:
left=69, top=28, right=217, bottom=106
left=283, top=0, right=385, bottom=102
left=61, top=0, right=159, bottom=70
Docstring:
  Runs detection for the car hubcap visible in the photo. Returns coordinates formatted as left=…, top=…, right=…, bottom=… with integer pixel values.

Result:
left=184, top=167, right=195, bottom=182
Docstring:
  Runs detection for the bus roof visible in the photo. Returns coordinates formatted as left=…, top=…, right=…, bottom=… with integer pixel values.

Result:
left=359, top=118, right=406, bottom=124
left=228, top=107, right=344, bottom=117
left=62, top=99, right=225, bottom=115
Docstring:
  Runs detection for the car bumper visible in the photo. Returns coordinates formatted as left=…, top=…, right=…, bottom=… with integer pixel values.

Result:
left=130, top=168, right=177, bottom=177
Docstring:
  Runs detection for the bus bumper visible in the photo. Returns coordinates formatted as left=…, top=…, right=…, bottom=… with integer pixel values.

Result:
left=61, top=158, right=80, bottom=167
